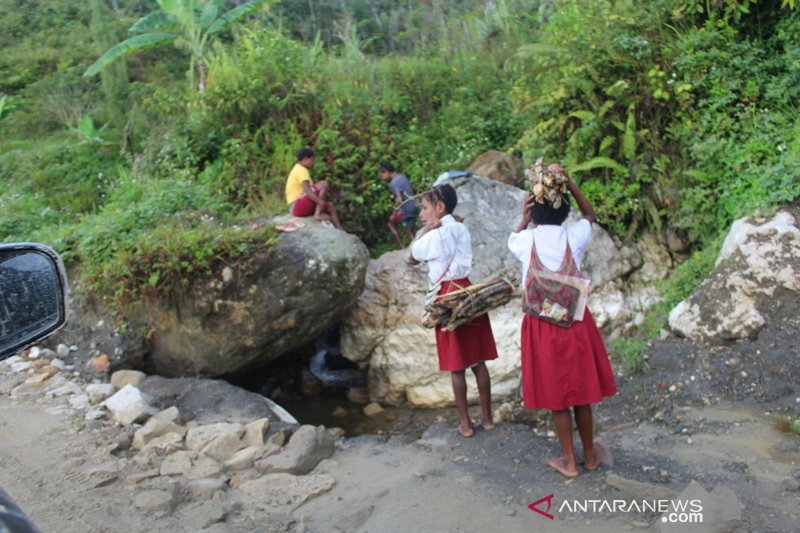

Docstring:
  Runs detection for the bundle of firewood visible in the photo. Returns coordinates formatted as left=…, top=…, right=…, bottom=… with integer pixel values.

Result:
left=423, top=276, right=518, bottom=331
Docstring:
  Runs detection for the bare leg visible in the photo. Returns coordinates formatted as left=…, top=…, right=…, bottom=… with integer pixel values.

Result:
left=388, top=221, right=404, bottom=248
left=574, top=404, right=603, bottom=470
left=548, top=408, right=579, bottom=477
left=451, top=370, right=473, bottom=437
left=326, top=203, right=343, bottom=230
left=471, top=362, right=494, bottom=430
left=313, top=181, right=329, bottom=222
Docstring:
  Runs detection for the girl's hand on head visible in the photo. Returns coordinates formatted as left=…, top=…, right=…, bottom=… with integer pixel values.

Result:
left=522, top=193, right=535, bottom=221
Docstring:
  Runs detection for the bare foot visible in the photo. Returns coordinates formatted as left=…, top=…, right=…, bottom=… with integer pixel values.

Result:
left=314, top=213, right=332, bottom=222
left=458, top=424, right=475, bottom=438
left=585, top=441, right=605, bottom=471
left=480, top=418, right=496, bottom=431
left=547, top=457, right=579, bottom=478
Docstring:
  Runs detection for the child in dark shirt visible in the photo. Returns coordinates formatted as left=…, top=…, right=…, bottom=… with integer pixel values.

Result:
left=380, top=161, right=419, bottom=249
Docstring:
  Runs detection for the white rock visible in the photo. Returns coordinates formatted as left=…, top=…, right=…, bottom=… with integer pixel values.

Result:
left=186, top=478, right=227, bottom=499
left=185, top=455, right=223, bottom=480
left=28, top=347, right=40, bottom=359
left=103, top=384, right=157, bottom=426
left=10, top=361, right=33, bottom=373
left=152, top=406, right=181, bottom=423
left=86, top=383, right=116, bottom=404
left=242, top=418, right=270, bottom=447
left=2, top=356, right=23, bottom=366
left=256, top=425, right=334, bottom=475
left=223, top=446, right=266, bottom=471
left=49, top=358, right=66, bottom=371
left=85, top=408, right=107, bottom=421
left=200, top=433, right=245, bottom=463
left=133, top=417, right=187, bottom=450
left=47, top=382, right=82, bottom=398
left=69, top=394, right=90, bottom=410
left=669, top=210, right=799, bottom=343
left=185, top=423, right=243, bottom=452
left=56, top=344, right=70, bottom=357
left=160, top=451, right=194, bottom=477
left=133, top=489, right=175, bottom=513
left=142, top=432, right=185, bottom=454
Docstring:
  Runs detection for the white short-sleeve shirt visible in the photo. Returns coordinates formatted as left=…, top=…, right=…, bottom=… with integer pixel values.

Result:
left=507, top=219, right=592, bottom=287
left=410, top=214, right=472, bottom=287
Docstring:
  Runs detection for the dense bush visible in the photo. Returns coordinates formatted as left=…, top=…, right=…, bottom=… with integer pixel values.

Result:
left=1, top=0, right=797, bottom=309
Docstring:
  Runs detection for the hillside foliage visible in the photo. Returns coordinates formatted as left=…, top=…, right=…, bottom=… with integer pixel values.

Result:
left=1, top=0, right=798, bottom=309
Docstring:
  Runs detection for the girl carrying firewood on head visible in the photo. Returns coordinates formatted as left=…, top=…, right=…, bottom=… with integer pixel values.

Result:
left=408, top=184, right=498, bottom=438
left=508, top=159, right=617, bottom=477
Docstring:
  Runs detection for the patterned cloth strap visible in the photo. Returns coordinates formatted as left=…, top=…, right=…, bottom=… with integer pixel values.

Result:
left=522, top=229, right=590, bottom=327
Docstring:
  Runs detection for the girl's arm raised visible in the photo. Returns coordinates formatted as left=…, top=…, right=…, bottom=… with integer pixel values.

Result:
left=514, top=194, right=536, bottom=233
left=552, top=164, right=596, bottom=224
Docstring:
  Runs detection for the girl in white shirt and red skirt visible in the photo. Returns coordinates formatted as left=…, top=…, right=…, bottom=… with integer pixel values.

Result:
left=508, top=164, right=617, bottom=478
left=409, top=184, right=498, bottom=438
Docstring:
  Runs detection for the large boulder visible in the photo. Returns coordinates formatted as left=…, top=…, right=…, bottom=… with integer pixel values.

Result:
left=468, top=150, right=525, bottom=188
left=669, top=210, right=800, bottom=343
left=138, top=375, right=297, bottom=426
left=340, top=176, right=673, bottom=406
left=142, top=219, right=368, bottom=376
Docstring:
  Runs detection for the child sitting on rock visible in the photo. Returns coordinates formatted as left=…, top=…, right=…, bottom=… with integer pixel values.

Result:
left=285, top=147, right=343, bottom=230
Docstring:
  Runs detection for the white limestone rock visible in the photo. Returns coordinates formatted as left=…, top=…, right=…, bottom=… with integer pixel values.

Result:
left=102, top=384, right=157, bottom=426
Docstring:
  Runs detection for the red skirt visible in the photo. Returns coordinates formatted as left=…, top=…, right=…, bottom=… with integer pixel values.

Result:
left=520, top=309, right=617, bottom=410
left=434, top=278, right=498, bottom=372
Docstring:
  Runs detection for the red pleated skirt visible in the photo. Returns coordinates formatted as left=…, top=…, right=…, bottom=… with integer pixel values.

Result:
left=520, top=309, right=617, bottom=410
left=434, top=278, right=499, bottom=372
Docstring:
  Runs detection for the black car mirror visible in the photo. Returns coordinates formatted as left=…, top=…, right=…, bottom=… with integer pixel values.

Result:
left=0, top=243, right=69, bottom=361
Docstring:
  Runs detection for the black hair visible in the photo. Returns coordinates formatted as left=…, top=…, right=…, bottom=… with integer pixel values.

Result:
left=296, top=147, right=315, bottom=161
left=422, top=184, right=458, bottom=214
left=379, top=161, right=395, bottom=172
left=531, top=194, right=571, bottom=225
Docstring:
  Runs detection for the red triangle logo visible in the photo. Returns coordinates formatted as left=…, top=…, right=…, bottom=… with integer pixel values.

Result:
left=528, top=493, right=555, bottom=520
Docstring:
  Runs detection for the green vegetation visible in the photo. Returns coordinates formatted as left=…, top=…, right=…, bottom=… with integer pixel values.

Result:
left=610, top=337, right=651, bottom=375
left=1, top=0, right=798, bottom=311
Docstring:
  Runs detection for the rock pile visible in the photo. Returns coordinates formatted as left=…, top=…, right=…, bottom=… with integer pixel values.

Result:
left=1, top=346, right=340, bottom=529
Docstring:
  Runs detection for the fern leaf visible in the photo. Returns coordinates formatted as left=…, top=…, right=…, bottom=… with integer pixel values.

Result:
left=622, top=105, right=637, bottom=160
left=571, top=157, right=628, bottom=175
left=599, top=135, right=616, bottom=154
left=569, top=110, right=595, bottom=121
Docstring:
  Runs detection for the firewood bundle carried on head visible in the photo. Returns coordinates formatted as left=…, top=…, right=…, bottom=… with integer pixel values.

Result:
left=422, top=275, right=517, bottom=331
left=525, top=157, right=570, bottom=208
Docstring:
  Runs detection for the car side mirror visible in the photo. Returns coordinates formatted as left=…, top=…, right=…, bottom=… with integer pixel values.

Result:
left=0, top=243, right=69, bottom=361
